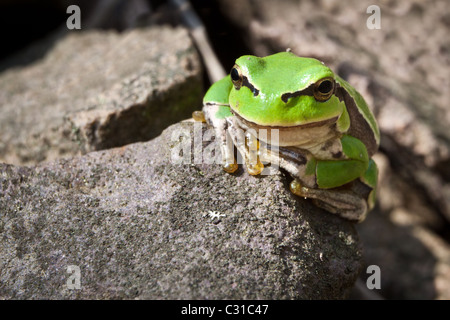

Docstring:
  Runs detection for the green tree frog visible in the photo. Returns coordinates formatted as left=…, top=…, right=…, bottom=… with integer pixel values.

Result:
left=194, top=52, right=379, bottom=222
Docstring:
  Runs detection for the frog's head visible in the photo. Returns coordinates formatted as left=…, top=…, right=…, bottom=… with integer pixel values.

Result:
left=229, top=52, right=345, bottom=128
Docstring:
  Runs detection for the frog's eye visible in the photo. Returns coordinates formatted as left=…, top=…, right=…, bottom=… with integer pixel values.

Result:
left=230, top=65, right=243, bottom=89
left=313, top=77, right=335, bottom=102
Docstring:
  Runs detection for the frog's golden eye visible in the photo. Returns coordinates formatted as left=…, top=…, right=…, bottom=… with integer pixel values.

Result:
left=230, top=65, right=243, bottom=89
left=313, top=77, right=335, bottom=102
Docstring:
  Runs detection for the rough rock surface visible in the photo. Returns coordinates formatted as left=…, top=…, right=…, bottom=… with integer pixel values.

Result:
left=0, top=122, right=363, bottom=299
left=214, top=0, right=450, bottom=299
left=0, top=26, right=203, bottom=165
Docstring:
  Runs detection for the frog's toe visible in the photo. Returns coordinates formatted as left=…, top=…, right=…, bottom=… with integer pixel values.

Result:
left=290, top=179, right=308, bottom=197
left=192, top=110, right=206, bottom=122
left=223, top=161, right=238, bottom=173
left=246, top=161, right=264, bottom=175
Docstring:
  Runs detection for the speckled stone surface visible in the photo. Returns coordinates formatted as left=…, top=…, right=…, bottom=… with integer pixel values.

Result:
left=0, top=121, right=363, bottom=299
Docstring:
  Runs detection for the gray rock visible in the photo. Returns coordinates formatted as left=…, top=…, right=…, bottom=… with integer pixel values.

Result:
left=0, top=121, right=363, bottom=299
left=0, top=26, right=203, bottom=165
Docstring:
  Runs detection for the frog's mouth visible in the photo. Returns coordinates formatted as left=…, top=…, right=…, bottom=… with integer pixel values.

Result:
left=230, top=109, right=338, bottom=130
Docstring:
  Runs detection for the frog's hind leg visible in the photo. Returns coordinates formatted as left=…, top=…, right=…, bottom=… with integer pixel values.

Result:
left=290, top=179, right=371, bottom=222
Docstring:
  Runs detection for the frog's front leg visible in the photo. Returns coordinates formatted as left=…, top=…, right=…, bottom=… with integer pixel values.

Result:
left=201, top=104, right=238, bottom=173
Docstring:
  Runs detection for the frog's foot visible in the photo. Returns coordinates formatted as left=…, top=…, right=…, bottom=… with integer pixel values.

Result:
left=245, top=159, right=264, bottom=175
left=219, top=130, right=239, bottom=174
left=201, top=105, right=239, bottom=173
left=290, top=179, right=368, bottom=222
left=227, top=123, right=265, bottom=176
left=224, top=139, right=263, bottom=175
left=244, top=135, right=265, bottom=175
left=192, top=110, right=206, bottom=122
left=223, top=159, right=238, bottom=173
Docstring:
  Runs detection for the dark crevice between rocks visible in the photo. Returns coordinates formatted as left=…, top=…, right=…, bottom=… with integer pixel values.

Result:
left=0, top=0, right=173, bottom=73
left=436, top=158, right=450, bottom=182
left=0, top=1, right=67, bottom=72
left=190, top=0, right=253, bottom=88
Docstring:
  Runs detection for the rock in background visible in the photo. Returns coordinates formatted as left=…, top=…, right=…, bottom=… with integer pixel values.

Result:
left=0, top=26, right=202, bottom=165
left=211, top=0, right=450, bottom=299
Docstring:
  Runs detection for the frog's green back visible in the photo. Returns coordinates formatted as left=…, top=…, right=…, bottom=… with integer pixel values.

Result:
left=203, top=75, right=233, bottom=105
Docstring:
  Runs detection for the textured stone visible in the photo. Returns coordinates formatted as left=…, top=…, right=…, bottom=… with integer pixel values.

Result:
left=0, top=26, right=203, bottom=165
left=0, top=121, right=363, bottom=299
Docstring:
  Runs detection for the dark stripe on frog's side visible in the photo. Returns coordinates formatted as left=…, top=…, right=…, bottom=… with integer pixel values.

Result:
left=334, top=84, right=378, bottom=156
left=278, top=146, right=308, bottom=165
